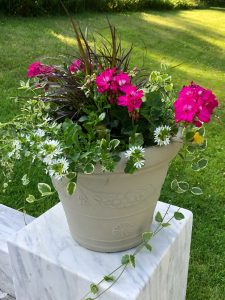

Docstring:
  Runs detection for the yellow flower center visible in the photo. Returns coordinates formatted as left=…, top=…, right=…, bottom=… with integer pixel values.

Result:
left=193, top=132, right=204, bottom=145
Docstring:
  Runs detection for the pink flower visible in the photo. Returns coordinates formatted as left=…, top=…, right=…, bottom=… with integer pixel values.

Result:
left=28, top=61, right=54, bottom=78
left=114, top=71, right=130, bottom=91
left=69, top=59, right=83, bottom=74
left=118, top=85, right=143, bottom=112
left=174, top=82, right=218, bottom=126
left=96, top=68, right=116, bottom=93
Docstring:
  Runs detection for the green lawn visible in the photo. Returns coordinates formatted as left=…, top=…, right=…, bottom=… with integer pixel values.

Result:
left=0, top=9, right=225, bottom=300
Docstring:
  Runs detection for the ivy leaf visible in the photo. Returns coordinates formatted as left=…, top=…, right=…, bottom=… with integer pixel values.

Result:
left=84, top=163, right=94, bottom=174
left=99, top=112, right=106, bottom=121
left=121, top=254, right=130, bottom=265
left=155, top=211, right=163, bottom=223
left=191, top=187, right=203, bottom=195
left=185, top=131, right=195, bottom=142
left=129, top=255, right=136, bottom=268
left=90, top=283, right=99, bottom=295
left=198, top=127, right=205, bottom=136
left=67, top=182, right=76, bottom=196
left=104, top=275, right=115, bottom=282
left=78, top=115, right=88, bottom=122
left=142, top=231, right=153, bottom=243
left=145, top=243, right=152, bottom=252
left=174, top=211, right=185, bottom=220
left=192, top=159, right=208, bottom=171
left=162, top=222, right=171, bottom=227
left=109, top=139, right=120, bottom=149
left=22, top=174, right=29, bottom=186
left=178, top=181, right=189, bottom=192
left=66, top=172, right=76, bottom=180
left=171, top=179, right=189, bottom=194
left=37, top=183, right=52, bottom=196
left=26, top=194, right=35, bottom=203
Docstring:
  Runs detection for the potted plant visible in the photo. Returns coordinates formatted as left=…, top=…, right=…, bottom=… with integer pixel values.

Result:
left=0, top=20, right=218, bottom=253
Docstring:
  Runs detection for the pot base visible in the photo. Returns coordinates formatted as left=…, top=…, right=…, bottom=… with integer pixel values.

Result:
left=74, top=237, right=143, bottom=253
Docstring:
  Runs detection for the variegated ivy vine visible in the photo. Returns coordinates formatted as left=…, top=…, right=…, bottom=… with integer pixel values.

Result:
left=80, top=205, right=184, bottom=300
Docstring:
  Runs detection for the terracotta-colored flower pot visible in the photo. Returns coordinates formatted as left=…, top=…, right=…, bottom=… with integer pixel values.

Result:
left=52, top=141, right=182, bottom=252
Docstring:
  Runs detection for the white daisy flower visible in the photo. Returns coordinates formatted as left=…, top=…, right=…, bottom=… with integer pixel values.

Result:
left=13, top=140, right=22, bottom=150
left=38, top=139, right=63, bottom=160
left=125, top=145, right=145, bottom=158
left=134, top=160, right=145, bottom=169
left=8, top=140, right=22, bottom=159
left=154, top=125, right=171, bottom=146
left=48, top=157, right=69, bottom=180
left=34, top=129, right=45, bottom=137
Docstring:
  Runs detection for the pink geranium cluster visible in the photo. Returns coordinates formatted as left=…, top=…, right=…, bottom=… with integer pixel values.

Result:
left=96, top=68, right=143, bottom=115
left=28, top=61, right=54, bottom=78
left=174, top=82, right=218, bottom=127
left=69, top=59, right=83, bottom=74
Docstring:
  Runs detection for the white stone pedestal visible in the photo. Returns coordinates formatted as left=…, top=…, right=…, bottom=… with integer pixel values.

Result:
left=8, top=202, right=193, bottom=300
left=0, top=205, right=34, bottom=297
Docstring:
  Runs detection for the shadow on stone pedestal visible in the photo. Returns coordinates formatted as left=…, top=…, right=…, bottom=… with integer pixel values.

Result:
left=8, top=202, right=193, bottom=300
left=0, top=205, right=34, bottom=298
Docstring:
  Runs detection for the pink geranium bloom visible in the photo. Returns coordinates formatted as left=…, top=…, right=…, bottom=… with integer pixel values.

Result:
left=96, top=68, right=116, bottom=93
left=114, top=71, right=130, bottom=91
left=174, top=82, right=218, bottom=126
left=118, top=85, right=143, bottom=112
left=69, top=59, right=83, bottom=74
left=28, top=61, right=54, bottom=78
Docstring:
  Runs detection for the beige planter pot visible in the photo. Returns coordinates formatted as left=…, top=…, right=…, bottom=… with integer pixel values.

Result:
left=52, top=141, right=182, bottom=253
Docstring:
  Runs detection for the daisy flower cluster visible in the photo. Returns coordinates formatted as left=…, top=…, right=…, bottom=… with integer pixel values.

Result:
left=125, top=146, right=145, bottom=170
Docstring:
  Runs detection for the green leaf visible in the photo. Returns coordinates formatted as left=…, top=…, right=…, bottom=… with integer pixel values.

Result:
left=155, top=211, right=163, bottom=223
left=145, top=243, right=152, bottom=252
left=90, top=283, right=99, bottom=295
left=84, top=163, right=94, bottom=174
left=78, top=115, right=88, bottom=122
left=174, top=211, right=185, bottom=220
left=178, top=181, right=189, bottom=192
left=121, top=254, right=130, bottom=265
left=191, top=187, right=203, bottom=195
left=185, top=131, right=195, bottom=142
left=99, top=112, right=106, bottom=121
left=187, top=145, right=196, bottom=153
left=22, top=174, right=29, bottom=186
left=104, top=275, right=115, bottom=282
left=198, top=127, right=205, bottom=136
left=26, top=194, right=36, bottom=203
left=109, top=139, right=120, bottom=149
left=129, top=255, right=136, bottom=268
left=162, top=222, right=171, bottom=227
left=38, top=183, right=52, bottom=196
left=142, top=231, right=153, bottom=243
left=171, top=179, right=188, bottom=194
left=67, top=182, right=76, bottom=195
left=192, top=159, right=208, bottom=171
left=164, top=83, right=173, bottom=92
left=66, top=172, right=76, bottom=180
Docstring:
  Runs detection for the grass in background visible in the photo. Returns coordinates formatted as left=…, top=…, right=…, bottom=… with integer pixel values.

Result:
left=0, top=9, right=224, bottom=299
